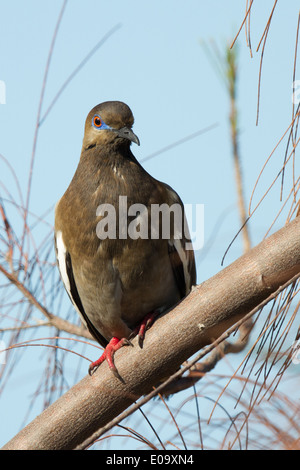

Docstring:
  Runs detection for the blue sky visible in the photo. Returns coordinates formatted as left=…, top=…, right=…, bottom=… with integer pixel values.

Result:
left=0, top=0, right=299, bottom=449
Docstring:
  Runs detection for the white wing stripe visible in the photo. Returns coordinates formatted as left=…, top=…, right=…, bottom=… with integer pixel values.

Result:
left=56, top=230, right=71, bottom=293
left=55, top=230, right=88, bottom=328
left=169, top=239, right=191, bottom=294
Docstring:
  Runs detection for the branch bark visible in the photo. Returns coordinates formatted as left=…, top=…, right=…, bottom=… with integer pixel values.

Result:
left=2, top=217, right=300, bottom=450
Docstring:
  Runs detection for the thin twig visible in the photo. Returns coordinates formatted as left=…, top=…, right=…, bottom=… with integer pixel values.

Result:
left=140, top=123, right=218, bottom=164
left=39, top=23, right=122, bottom=126
left=0, top=263, right=92, bottom=340
left=19, top=0, right=68, bottom=269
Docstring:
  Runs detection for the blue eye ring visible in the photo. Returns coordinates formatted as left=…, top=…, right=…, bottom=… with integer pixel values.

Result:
left=93, top=115, right=102, bottom=128
left=92, top=114, right=112, bottom=130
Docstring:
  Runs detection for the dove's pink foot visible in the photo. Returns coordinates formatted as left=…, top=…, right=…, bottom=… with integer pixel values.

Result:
left=88, top=336, right=130, bottom=376
left=133, top=310, right=160, bottom=345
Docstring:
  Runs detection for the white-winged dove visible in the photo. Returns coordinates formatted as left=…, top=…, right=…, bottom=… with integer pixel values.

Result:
left=55, top=101, right=196, bottom=376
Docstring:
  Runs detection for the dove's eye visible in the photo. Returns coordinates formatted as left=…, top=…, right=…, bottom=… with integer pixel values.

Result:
left=93, top=116, right=102, bottom=128
left=91, top=114, right=113, bottom=132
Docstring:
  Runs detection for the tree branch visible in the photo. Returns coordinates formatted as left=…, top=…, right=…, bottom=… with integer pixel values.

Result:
left=2, top=217, right=300, bottom=450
